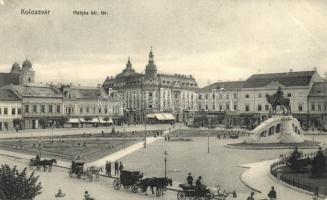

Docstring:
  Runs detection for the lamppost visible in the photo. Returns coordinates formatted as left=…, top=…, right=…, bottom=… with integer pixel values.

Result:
left=164, top=150, right=168, bottom=178
left=207, top=133, right=210, bottom=153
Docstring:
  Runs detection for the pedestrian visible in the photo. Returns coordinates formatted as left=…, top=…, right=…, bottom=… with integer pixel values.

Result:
left=187, top=172, right=193, bottom=185
left=83, top=190, right=94, bottom=200
left=247, top=191, right=255, bottom=200
left=105, top=161, right=109, bottom=176
left=267, top=186, right=277, bottom=200
left=119, top=161, right=124, bottom=173
left=55, top=187, right=65, bottom=198
left=312, top=192, right=319, bottom=200
left=114, top=161, right=119, bottom=175
left=108, top=161, right=111, bottom=177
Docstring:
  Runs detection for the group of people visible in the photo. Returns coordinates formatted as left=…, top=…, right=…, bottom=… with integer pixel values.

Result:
left=247, top=186, right=277, bottom=200
left=186, top=173, right=206, bottom=194
left=105, top=161, right=124, bottom=177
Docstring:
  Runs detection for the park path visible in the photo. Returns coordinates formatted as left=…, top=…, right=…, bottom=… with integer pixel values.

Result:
left=240, top=160, right=315, bottom=200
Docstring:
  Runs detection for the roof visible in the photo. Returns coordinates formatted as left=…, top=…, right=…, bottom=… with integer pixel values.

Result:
left=5, top=84, right=62, bottom=98
left=0, top=89, right=21, bottom=101
left=0, top=73, right=20, bottom=87
left=243, top=71, right=316, bottom=88
left=65, top=86, right=106, bottom=99
left=309, top=82, right=327, bottom=97
left=199, top=81, right=245, bottom=92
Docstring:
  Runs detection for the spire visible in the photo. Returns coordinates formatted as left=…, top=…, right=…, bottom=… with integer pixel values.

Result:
left=148, top=46, right=154, bottom=64
left=126, top=56, right=132, bottom=69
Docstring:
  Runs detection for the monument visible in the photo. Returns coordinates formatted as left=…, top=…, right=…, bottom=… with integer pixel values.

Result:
left=245, top=87, right=305, bottom=144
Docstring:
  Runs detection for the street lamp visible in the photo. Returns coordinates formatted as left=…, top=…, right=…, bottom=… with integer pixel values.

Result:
left=164, top=150, right=168, bottom=178
left=207, top=133, right=210, bottom=153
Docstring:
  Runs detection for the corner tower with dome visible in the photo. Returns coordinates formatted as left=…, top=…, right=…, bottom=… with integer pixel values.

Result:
left=102, top=48, right=198, bottom=123
left=0, top=59, right=35, bottom=87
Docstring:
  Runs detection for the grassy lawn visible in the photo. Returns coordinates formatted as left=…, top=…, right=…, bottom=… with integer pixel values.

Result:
left=170, top=129, right=247, bottom=137
left=276, top=166, right=327, bottom=195
left=0, top=138, right=140, bottom=162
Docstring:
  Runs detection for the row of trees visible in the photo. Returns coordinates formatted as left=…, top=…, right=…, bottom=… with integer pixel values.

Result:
left=287, top=146, right=326, bottom=177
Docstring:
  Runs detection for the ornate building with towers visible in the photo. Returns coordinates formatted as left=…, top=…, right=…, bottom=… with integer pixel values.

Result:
left=0, top=59, right=35, bottom=87
left=102, top=48, right=199, bottom=123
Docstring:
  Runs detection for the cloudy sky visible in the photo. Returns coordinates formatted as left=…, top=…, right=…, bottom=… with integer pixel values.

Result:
left=0, top=0, right=326, bottom=87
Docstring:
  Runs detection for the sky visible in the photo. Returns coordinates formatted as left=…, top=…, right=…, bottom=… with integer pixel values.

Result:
left=0, top=0, right=327, bottom=87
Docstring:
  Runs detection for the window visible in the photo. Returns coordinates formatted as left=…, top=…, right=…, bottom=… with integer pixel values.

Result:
left=276, top=124, right=281, bottom=133
left=199, top=95, right=202, bottom=100
left=325, top=104, right=327, bottom=111
left=258, top=105, right=262, bottom=111
left=265, top=105, right=269, bottom=111
left=12, top=108, right=16, bottom=115
left=226, top=94, right=230, bottom=99
left=99, top=108, right=102, bottom=113
left=25, top=105, right=29, bottom=113
left=80, top=107, right=83, bottom=114
left=33, top=105, right=37, bottom=113
left=49, top=105, right=53, bottom=113
left=148, top=92, right=153, bottom=97
left=205, top=104, right=208, bottom=110
left=4, top=108, right=8, bottom=115
left=311, top=104, right=315, bottom=111
left=298, top=105, right=303, bottom=112
left=226, top=103, right=230, bottom=110
left=219, top=105, right=222, bottom=111
left=213, top=105, right=216, bottom=110
left=234, top=104, right=237, bottom=110
left=318, top=104, right=322, bottom=111
left=245, top=105, right=250, bottom=112
left=268, top=126, right=275, bottom=136
left=233, top=93, right=237, bottom=99
left=260, top=130, right=267, bottom=137
left=86, top=107, right=90, bottom=113
left=41, top=105, right=45, bottom=113
left=198, top=104, right=201, bottom=110
left=258, top=93, right=262, bottom=98
left=205, top=94, right=208, bottom=99
left=17, top=108, right=21, bottom=115
left=57, top=105, right=60, bottom=113
left=245, top=94, right=250, bottom=98
left=287, top=93, right=292, bottom=97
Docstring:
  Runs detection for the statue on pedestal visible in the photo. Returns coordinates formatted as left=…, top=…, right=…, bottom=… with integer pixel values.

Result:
left=266, top=87, right=291, bottom=115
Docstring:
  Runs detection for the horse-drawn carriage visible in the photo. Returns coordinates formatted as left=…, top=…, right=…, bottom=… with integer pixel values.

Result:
left=69, top=160, right=85, bottom=179
left=28, top=158, right=57, bottom=171
left=113, top=170, right=143, bottom=193
left=177, top=184, right=229, bottom=200
left=28, top=158, right=41, bottom=170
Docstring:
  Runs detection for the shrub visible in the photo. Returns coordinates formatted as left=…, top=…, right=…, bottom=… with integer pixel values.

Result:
left=311, top=147, right=326, bottom=177
left=0, top=164, right=42, bottom=200
left=287, top=146, right=305, bottom=172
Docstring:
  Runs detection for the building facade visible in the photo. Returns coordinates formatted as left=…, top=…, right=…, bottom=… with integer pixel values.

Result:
left=102, top=49, right=199, bottom=123
left=308, top=82, right=327, bottom=130
left=0, top=89, right=22, bottom=132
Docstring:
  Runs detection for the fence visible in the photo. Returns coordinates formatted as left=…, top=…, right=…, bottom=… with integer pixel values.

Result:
left=270, top=148, right=327, bottom=195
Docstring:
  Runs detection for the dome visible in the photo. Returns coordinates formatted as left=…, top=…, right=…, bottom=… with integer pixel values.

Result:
left=22, top=59, right=32, bottom=69
left=116, top=57, right=139, bottom=78
left=10, top=62, right=21, bottom=73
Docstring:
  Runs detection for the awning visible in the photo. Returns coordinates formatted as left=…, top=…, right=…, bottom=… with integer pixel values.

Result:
left=153, top=113, right=175, bottom=121
left=79, top=118, right=86, bottom=123
left=91, top=118, right=99, bottom=123
left=99, top=117, right=113, bottom=124
left=68, top=118, right=79, bottom=123
left=146, top=114, right=155, bottom=118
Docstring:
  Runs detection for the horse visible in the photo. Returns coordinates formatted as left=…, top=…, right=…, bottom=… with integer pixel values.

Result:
left=140, top=177, right=173, bottom=196
left=38, top=159, right=57, bottom=172
left=266, top=94, right=291, bottom=115
left=84, top=166, right=103, bottom=181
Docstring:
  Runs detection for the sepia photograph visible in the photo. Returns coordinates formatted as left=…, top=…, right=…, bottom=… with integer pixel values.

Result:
left=0, top=0, right=327, bottom=199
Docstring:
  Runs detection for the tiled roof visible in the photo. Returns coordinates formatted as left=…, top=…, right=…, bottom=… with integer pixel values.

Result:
left=199, top=81, right=245, bottom=92
left=0, top=89, right=21, bottom=101
left=0, top=73, right=20, bottom=87
left=243, top=71, right=316, bottom=88
left=5, top=84, right=62, bottom=98
left=309, top=82, right=327, bottom=97
left=67, top=86, right=106, bottom=99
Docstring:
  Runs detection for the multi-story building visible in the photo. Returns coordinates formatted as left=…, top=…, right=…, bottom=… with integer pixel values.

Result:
left=3, top=83, right=63, bottom=129
left=102, top=49, right=198, bottom=123
left=0, top=59, right=35, bottom=87
left=0, top=89, right=22, bottom=131
left=61, top=85, right=123, bottom=127
left=197, top=70, right=323, bottom=128
left=308, top=82, right=327, bottom=129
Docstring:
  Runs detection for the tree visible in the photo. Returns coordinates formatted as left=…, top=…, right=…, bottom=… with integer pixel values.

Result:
left=286, top=146, right=304, bottom=172
left=311, top=147, right=326, bottom=177
left=0, top=164, right=42, bottom=200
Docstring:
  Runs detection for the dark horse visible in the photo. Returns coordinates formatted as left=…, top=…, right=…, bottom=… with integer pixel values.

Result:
left=266, top=94, right=291, bottom=115
left=140, top=177, right=173, bottom=196
left=38, top=159, right=57, bottom=172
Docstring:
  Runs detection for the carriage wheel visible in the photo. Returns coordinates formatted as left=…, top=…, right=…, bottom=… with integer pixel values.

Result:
left=131, top=184, right=138, bottom=193
left=113, top=178, right=121, bottom=190
left=177, top=191, right=186, bottom=200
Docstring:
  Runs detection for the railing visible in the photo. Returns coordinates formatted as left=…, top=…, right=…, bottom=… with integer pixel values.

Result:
left=270, top=148, right=327, bottom=195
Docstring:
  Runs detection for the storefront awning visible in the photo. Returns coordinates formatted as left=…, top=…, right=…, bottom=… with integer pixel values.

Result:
left=91, top=118, right=99, bottom=123
left=99, top=117, right=113, bottom=124
left=68, top=118, right=79, bottom=123
left=79, top=118, right=86, bottom=123
left=146, top=114, right=155, bottom=118
left=162, top=113, right=175, bottom=120
left=153, top=113, right=175, bottom=121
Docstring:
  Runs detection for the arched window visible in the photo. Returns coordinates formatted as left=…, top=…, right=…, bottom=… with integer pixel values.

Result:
left=276, top=123, right=281, bottom=133
left=268, top=126, right=275, bottom=136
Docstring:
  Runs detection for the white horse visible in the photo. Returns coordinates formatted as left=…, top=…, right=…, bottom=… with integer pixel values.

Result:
left=83, top=164, right=103, bottom=181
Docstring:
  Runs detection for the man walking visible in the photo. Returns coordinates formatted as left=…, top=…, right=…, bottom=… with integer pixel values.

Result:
left=267, top=186, right=277, bottom=200
left=119, top=161, right=124, bottom=174
left=114, top=161, right=119, bottom=176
